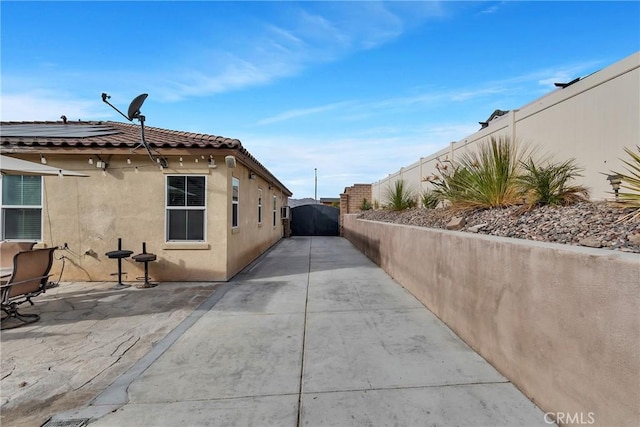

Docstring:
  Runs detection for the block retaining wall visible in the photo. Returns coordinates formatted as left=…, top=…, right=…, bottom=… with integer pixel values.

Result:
left=343, top=214, right=639, bottom=427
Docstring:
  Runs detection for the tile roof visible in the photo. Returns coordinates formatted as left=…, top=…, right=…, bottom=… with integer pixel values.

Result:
left=0, top=120, right=242, bottom=149
left=1, top=120, right=292, bottom=196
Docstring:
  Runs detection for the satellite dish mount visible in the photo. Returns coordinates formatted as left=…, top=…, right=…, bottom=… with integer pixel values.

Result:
left=101, top=93, right=168, bottom=168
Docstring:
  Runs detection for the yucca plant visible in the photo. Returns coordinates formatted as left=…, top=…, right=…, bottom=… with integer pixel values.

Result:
left=421, top=190, right=440, bottom=209
left=614, top=146, right=640, bottom=205
left=516, top=158, right=589, bottom=208
left=385, top=180, right=416, bottom=211
left=430, top=136, right=529, bottom=210
left=612, top=145, right=640, bottom=221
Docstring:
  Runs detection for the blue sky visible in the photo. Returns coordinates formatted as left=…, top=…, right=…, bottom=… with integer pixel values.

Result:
left=1, top=1, right=639, bottom=198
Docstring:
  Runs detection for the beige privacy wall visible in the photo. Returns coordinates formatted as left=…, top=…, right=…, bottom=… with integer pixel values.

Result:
left=372, top=51, right=640, bottom=204
left=343, top=214, right=640, bottom=427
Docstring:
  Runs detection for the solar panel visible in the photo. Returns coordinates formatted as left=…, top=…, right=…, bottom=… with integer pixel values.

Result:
left=0, top=124, right=121, bottom=138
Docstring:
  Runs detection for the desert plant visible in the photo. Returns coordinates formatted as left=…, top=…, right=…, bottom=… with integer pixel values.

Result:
left=611, top=145, right=640, bottom=221
left=421, top=190, right=440, bottom=209
left=516, top=158, right=589, bottom=208
left=613, top=145, right=640, bottom=205
left=428, top=161, right=473, bottom=206
left=360, top=198, right=373, bottom=211
left=385, top=180, right=416, bottom=211
left=429, top=136, right=530, bottom=210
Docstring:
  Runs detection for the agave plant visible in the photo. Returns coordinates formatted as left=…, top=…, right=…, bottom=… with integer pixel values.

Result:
left=516, top=158, right=589, bottom=208
left=385, top=180, right=416, bottom=211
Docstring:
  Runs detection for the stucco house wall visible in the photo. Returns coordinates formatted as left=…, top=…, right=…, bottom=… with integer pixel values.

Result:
left=1, top=121, right=291, bottom=282
left=226, top=165, right=286, bottom=279
left=39, top=154, right=230, bottom=282
left=373, top=51, right=640, bottom=204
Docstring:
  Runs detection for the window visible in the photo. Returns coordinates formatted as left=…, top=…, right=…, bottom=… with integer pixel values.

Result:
left=281, top=205, right=290, bottom=219
left=166, top=175, right=206, bottom=241
left=258, top=189, right=263, bottom=224
left=232, top=177, right=239, bottom=228
left=1, top=175, right=42, bottom=240
left=272, top=195, right=277, bottom=226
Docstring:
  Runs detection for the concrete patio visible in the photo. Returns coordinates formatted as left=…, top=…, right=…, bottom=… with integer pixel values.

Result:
left=2, top=237, right=550, bottom=426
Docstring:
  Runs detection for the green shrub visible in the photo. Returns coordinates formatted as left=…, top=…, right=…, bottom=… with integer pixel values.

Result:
left=360, top=198, right=373, bottom=211
left=430, top=136, right=529, bottom=210
left=421, top=190, right=440, bottom=209
left=516, top=158, right=589, bottom=208
left=385, top=180, right=416, bottom=211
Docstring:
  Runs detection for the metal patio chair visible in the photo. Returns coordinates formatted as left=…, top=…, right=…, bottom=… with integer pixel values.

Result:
left=1, top=247, right=57, bottom=330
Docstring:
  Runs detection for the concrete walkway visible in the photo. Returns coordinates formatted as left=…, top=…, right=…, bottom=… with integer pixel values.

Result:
left=52, top=236, right=549, bottom=426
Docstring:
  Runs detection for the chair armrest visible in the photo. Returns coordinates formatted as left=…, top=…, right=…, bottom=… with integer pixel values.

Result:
left=0, top=274, right=53, bottom=290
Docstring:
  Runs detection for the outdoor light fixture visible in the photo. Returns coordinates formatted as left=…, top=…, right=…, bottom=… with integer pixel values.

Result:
left=40, top=155, right=47, bottom=164
left=225, top=155, right=237, bottom=169
left=95, top=155, right=108, bottom=171
left=607, top=174, right=622, bottom=201
left=249, top=171, right=256, bottom=180
left=95, top=160, right=108, bottom=171
left=88, top=157, right=94, bottom=165
left=208, top=158, right=217, bottom=169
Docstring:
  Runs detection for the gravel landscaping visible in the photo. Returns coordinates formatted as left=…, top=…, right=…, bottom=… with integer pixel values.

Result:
left=358, top=202, right=640, bottom=253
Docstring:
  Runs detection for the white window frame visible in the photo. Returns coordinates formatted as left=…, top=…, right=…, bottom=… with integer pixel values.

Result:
left=0, top=175, right=43, bottom=241
left=272, top=195, right=277, bottom=227
left=165, top=175, right=207, bottom=242
left=281, top=205, right=290, bottom=220
left=258, top=188, right=263, bottom=224
left=232, top=177, right=239, bottom=229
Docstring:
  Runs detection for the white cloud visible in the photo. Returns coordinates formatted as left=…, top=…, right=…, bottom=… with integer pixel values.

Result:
left=0, top=91, right=105, bottom=122
left=239, top=119, right=475, bottom=198
left=257, top=101, right=355, bottom=125
left=253, top=58, right=608, bottom=129
left=147, top=2, right=429, bottom=102
left=479, top=1, right=507, bottom=15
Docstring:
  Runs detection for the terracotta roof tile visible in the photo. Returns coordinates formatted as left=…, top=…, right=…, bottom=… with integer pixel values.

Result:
left=1, top=120, right=292, bottom=196
left=0, top=120, right=242, bottom=150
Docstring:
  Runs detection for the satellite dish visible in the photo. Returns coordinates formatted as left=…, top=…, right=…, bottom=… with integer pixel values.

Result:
left=127, top=93, right=148, bottom=121
left=101, top=92, right=168, bottom=168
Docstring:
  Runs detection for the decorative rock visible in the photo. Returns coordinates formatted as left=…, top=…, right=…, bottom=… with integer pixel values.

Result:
left=628, top=234, right=640, bottom=246
left=579, top=237, right=603, bottom=248
left=358, top=202, right=639, bottom=253
left=467, top=223, right=488, bottom=233
left=446, top=216, right=466, bottom=230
